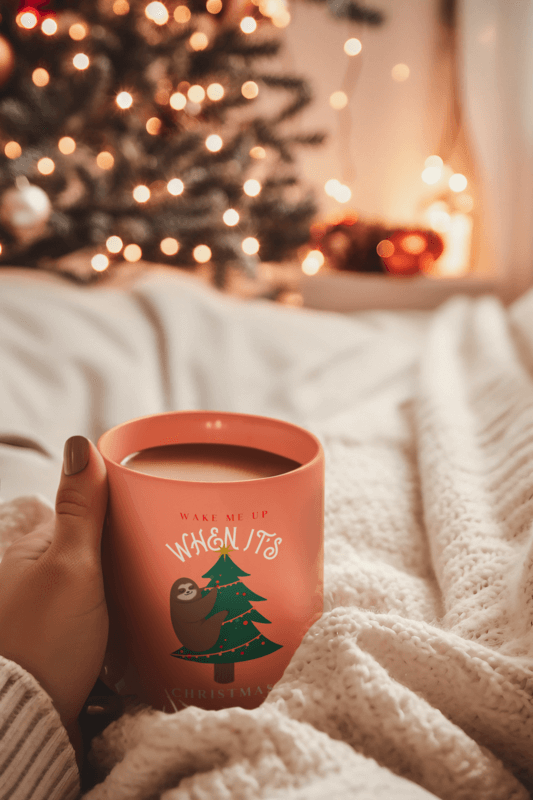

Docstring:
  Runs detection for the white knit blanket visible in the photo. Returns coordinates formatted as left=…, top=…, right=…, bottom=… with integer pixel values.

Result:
left=1, top=268, right=533, bottom=799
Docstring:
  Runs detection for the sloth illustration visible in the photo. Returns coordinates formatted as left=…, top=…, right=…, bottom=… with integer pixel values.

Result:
left=170, top=577, right=228, bottom=652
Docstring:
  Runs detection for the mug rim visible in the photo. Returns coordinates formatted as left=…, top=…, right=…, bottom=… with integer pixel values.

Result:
left=97, top=410, right=323, bottom=485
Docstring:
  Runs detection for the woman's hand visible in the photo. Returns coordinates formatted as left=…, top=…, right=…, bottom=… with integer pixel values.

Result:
left=0, top=436, right=109, bottom=766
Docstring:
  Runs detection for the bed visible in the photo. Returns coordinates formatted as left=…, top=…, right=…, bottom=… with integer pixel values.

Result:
left=1, top=264, right=532, bottom=799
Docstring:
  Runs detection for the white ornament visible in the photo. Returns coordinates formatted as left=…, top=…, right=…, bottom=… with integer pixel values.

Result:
left=0, top=177, right=52, bottom=243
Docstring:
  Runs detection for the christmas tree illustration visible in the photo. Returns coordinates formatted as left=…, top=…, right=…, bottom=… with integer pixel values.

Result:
left=171, top=545, right=282, bottom=683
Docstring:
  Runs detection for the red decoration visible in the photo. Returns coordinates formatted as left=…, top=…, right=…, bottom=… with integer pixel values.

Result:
left=308, top=214, right=444, bottom=277
left=378, top=229, right=444, bottom=276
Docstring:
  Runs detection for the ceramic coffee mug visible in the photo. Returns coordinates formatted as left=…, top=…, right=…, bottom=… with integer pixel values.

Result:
left=97, top=410, right=324, bottom=712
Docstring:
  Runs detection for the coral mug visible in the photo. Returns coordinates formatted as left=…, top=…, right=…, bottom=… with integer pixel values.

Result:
left=97, top=410, right=324, bottom=712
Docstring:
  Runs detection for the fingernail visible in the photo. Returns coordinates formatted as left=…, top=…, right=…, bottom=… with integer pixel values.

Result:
left=64, top=435, right=90, bottom=476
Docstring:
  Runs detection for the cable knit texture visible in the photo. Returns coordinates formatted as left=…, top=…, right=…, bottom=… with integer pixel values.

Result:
left=1, top=271, right=533, bottom=799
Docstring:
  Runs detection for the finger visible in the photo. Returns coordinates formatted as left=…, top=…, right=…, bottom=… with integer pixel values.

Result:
left=51, top=435, right=108, bottom=560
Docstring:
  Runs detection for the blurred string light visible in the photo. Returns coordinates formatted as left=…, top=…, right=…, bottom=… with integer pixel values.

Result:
left=58, top=137, right=76, bottom=154
left=301, top=249, right=324, bottom=275
left=96, top=151, right=114, bottom=169
left=223, top=209, right=239, bottom=226
left=242, top=81, right=259, bottom=99
left=73, top=53, right=90, bottom=70
left=174, top=5, right=191, bottom=22
left=190, top=32, right=208, bottom=50
left=69, top=23, right=87, bottom=40
left=241, top=17, right=257, bottom=33
left=32, top=68, right=49, bottom=86
left=145, top=2, right=169, bottom=24
left=167, top=178, right=184, bottom=195
left=193, top=244, right=211, bottom=263
left=113, top=0, right=130, bottom=14
left=123, top=243, right=142, bottom=261
left=16, top=9, right=38, bottom=29
left=37, top=157, right=55, bottom=175
left=242, top=237, right=259, bottom=255
left=188, top=85, right=205, bottom=103
left=5, top=141, right=21, bottom=159
left=325, top=178, right=351, bottom=203
left=170, top=91, right=187, bottom=110
left=391, top=63, right=410, bottom=81
left=206, top=134, right=223, bottom=152
left=133, top=185, right=151, bottom=203
left=41, top=18, right=58, bottom=35
left=207, top=83, right=224, bottom=101
left=329, top=91, right=347, bottom=110
left=344, top=38, right=362, bottom=56
left=161, top=237, right=180, bottom=255
left=106, top=236, right=123, bottom=253
left=250, top=146, right=266, bottom=159
left=206, top=0, right=223, bottom=13
left=91, top=253, right=109, bottom=272
left=116, top=91, right=133, bottom=109
left=243, top=179, right=261, bottom=196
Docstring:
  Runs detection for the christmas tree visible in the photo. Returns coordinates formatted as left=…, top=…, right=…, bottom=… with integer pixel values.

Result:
left=0, top=0, right=383, bottom=288
left=171, top=545, right=282, bottom=684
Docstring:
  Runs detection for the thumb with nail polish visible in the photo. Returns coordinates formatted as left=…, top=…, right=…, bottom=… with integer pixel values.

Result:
left=0, top=435, right=109, bottom=771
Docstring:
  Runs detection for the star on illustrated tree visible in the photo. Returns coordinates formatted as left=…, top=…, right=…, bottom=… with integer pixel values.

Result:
left=171, top=544, right=282, bottom=684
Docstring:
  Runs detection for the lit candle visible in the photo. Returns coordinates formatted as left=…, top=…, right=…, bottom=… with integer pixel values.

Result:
left=121, top=442, right=301, bottom=481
